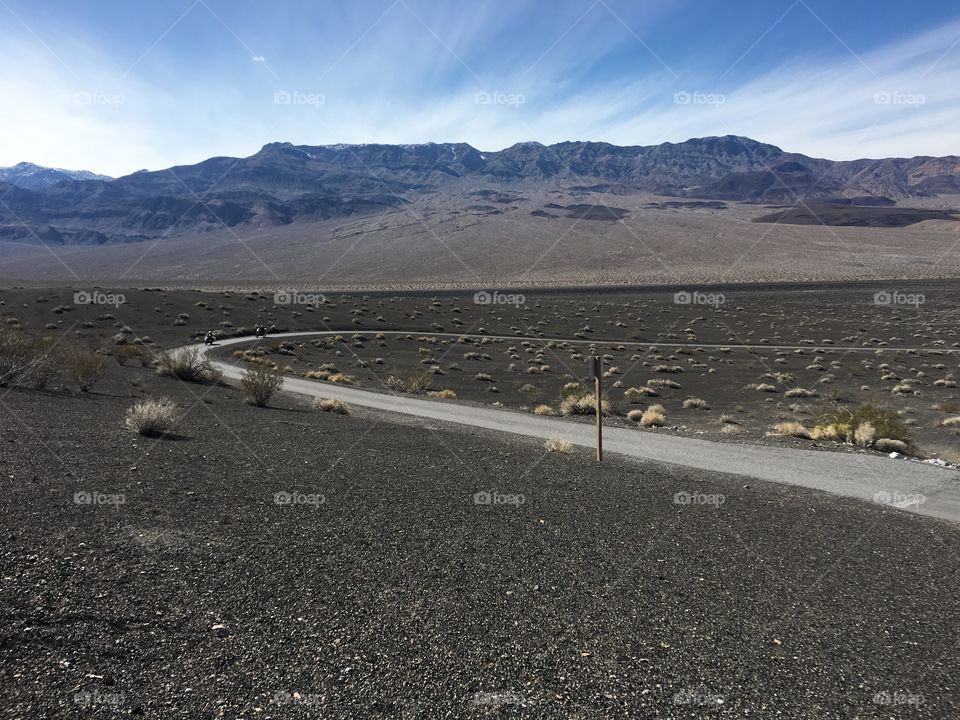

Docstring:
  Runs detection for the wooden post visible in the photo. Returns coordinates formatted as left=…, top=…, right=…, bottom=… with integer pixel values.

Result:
left=590, top=356, right=602, bottom=462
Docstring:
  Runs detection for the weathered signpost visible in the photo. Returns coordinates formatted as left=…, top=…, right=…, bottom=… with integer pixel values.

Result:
left=589, top=355, right=602, bottom=462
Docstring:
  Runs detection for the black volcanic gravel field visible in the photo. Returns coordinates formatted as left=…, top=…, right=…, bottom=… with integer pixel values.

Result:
left=1, top=365, right=958, bottom=718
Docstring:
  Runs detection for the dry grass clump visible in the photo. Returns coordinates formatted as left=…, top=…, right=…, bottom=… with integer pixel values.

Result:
left=474, top=372, right=493, bottom=382
left=721, top=423, right=741, bottom=435
left=748, top=383, right=778, bottom=393
left=544, top=437, right=574, bottom=453
left=808, top=405, right=911, bottom=450
left=156, top=347, right=222, bottom=383
left=941, top=416, right=960, bottom=427
left=427, top=389, right=457, bottom=399
left=124, top=397, right=177, bottom=436
left=623, top=386, right=658, bottom=402
left=633, top=403, right=666, bottom=427
left=240, top=365, right=284, bottom=407
left=386, top=373, right=428, bottom=394
left=785, top=388, right=817, bottom=398
left=560, top=393, right=612, bottom=417
left=304, top=369, right=331, bottom=380
left=652, top=364, right=684, bottom=374
left=719, top=414, right=739, bottom=424
left=772, top=421, right=810, bottom=439
left=682, top=397, right=709, bottom=410
left=647, top=378, right=681, bottom=389
left=853, top=421, right=876, bottom=447
left=533, top=404, right=556, bottom=416
left=561, top=382, right=585, bottom=398
left=312, top=397, right=350, bottom=414
left=640, top=404, right=667, bottom=427
left=328, top=372, right=356, bottom=385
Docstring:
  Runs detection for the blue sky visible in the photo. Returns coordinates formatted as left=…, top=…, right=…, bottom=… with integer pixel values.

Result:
left=1, top=0, right=958, bottom=176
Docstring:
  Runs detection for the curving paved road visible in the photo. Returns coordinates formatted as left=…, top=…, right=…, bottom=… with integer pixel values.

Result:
left=195, top=332, right=960, bottom=523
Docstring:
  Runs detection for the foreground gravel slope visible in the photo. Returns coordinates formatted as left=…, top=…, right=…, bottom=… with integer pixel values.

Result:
left=1, top=377, right=958, bottom=718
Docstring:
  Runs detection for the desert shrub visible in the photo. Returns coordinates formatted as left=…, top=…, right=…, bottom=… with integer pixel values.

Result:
left=638, top=404, right=666, bottom=427
left=750, top=383, right=778, bottom=393
left=560, top=382, right=584, bottom=399
left=328, top=373, right=355, bottom=385
left=653, top=365, right=684, bottom=374
left=773, top=421, right=810, bottom=439
left=386, top=373, right=428, bottom=394
left=156, top=347, right=222, bottom=383
left=427, top=389, right=456, bottom=399
left=474, top=372, right=492, bottom=382
left=647, top=378, right=681, bottom=389
left=114, top=344, right=145, bottom=366
left=304, top=369, right=331, bottom=380
left=941, top=416, right=960, bottom=427
left=240, top=365, right=284, bottom=407
left=312, top=397, right=350, bottom=414
left=785, top=388, right=817, bottom=398
left=814, top=404, right=910, bottom=446
left=624, top=386, right=658, bottom=402
left=544, top=437, right=574, bottom=453
left=560, top=393, right=612, bottom=417
left=18, top=336, right=55, bottom=389
left=124, top=397, right=177, bottom=436
left=61, top=345, right=106, bottom=392
left=719, top=414, right=739, bottom=424
left=853, top=421, right=876, bottom=447
left=626, top=409, right=644, bottom=422
left=875, top=438, right=909, bottom=454
left=0, top=327, right=34, bottom=386
left=533, top=404, right=556, bottom=416
left=809, top=424, right=844, bottom=441
left=682, top=397, right=709, bottom=410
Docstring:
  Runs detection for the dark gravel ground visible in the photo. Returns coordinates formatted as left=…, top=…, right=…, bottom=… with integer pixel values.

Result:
left=1, top=369, right=959, bottom=718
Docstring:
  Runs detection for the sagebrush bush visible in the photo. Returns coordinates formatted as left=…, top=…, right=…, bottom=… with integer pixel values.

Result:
left=560, top=392, right=612, bottom=417
left=241, top=365, right=284, bottom=407
left=156, top=347, right=222, bottom=383
left=124, top=397, right=178, bottom=436
left=533, top=404, right=556, bottom=416
left=0, top=327, right=35, bottom=386
left=62, top=345, right=106, bottom=392
left=624, top=386, right=658, bottom=402
left=638, top=404, right=666, bottom=427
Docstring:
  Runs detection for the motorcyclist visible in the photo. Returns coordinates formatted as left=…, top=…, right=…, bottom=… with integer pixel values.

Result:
left=204, top=330, right=215, bottom=345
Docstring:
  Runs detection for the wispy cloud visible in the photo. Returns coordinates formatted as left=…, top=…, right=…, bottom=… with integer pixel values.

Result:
left=0, top=2, right=956, bottom=175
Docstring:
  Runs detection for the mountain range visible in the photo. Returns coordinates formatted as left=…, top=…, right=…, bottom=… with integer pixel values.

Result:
left=1, top=135, right=959, bottom=246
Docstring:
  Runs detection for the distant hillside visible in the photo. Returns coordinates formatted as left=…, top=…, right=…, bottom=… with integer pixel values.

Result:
left=0, top=162, right=111, bottom=191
